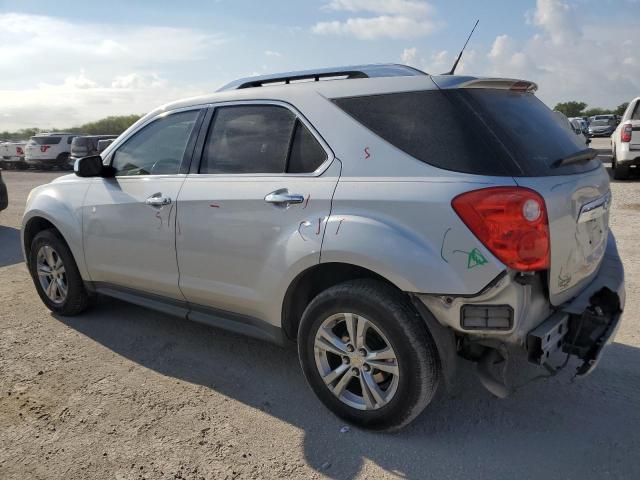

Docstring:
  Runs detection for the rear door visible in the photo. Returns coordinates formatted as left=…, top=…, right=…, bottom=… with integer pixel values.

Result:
left=83, top=107, right=204, bottom=299
left=176, top=102, right=339, bottom=322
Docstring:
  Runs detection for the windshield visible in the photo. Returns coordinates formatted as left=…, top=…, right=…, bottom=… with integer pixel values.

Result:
left=29, top=136, right=62, bottom=145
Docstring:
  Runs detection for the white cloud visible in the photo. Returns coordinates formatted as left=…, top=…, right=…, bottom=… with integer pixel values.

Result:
left=398, top=0, right=640, bottom=109
left=532, top=0, right=577, bottom=45
left=401, top=47, right=418, bottom=65
left=488, top=34, right=513, bottom=59
left=111, top=73, right=167, bottom=89
left=312, top=0, right=440, bottom=40
left=0, top=13, right=227, bottom=130
left=324, top=0, right=433, bottom=16
left=313, top=16, right=438, bottom=40
left=265, top=50, right=283, bottom=57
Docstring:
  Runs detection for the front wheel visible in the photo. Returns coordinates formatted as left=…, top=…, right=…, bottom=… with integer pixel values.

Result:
left=298, top=279, right=440, bottom=431
left=28, top=229, right=91, bottom=316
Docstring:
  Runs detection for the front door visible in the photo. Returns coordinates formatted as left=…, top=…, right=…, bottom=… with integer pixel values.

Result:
left=83, top=108, right=202, bottom=300
left=176, top=103, right=339, bottom=323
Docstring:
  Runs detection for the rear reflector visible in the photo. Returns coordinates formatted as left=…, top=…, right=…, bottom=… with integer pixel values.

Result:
left=461, top=305, right=513, bottom=330
left=622, top=124, right=632, bottom=143
left=452, top=186, right=550, bottom=271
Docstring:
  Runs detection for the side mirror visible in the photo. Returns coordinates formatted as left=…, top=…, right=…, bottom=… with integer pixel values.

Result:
left=74, top=155, right=115, bottom=178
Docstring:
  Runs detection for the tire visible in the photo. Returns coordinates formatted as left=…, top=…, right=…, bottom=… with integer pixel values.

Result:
left=28, top=229, right=90, bottom=316
left=297, top=279, right=440, bottom=431
left=612, top=149, right=629, bottom=180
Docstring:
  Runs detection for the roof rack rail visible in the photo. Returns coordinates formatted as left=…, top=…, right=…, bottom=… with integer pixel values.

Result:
left=217, top=63, right=427, bottom=92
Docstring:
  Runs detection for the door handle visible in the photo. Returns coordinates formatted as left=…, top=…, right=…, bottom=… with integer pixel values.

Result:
left=264, top=189, right=304, bottom=206
left=145, top=193, right=172, bottom=207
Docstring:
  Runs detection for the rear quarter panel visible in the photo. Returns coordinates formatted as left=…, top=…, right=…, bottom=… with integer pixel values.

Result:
left=322, top=176, right=514, bottom=295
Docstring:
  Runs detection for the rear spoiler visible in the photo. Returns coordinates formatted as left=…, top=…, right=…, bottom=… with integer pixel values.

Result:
left=431, top=76, right=538, bottom=93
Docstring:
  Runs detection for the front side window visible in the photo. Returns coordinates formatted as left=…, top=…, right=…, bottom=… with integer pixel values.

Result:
left=112, top=110, right=199, bottom=176
left=200, top=105, right=296, bottom=174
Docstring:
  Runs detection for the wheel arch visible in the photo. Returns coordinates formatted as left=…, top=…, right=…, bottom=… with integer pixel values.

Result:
left=281, top=261, right=459, bottom=386
left=22, top=211, right=89, bottom=280
left=281, top=262, right=399, bottom=341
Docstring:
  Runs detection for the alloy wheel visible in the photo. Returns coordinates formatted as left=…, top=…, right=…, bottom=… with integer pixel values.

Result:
left=313, top=312, right=399, bottom=410
left=36, top=245, right=68, bottom=304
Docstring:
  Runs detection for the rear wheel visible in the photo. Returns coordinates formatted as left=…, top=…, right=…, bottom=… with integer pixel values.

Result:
left=612, top=148, right=629, bottom=180
left=298, top=279, right=440, bottom=431
left=28, top=229, right=90, bottom=316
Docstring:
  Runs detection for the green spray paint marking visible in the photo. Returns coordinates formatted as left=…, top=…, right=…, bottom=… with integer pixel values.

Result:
left=467, top=248, right=488, bottom=269
left=452, top=248, right=488, bottom=269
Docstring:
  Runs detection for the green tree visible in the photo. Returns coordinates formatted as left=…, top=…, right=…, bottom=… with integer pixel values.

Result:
left=614, top=103, right=629, bottom=116
left=0, top=128, right=41, bottom=141
left=78, top=115, right=142, bottom=135
left=0, top=115, right=141, bottom=141
left=553, top=101, right=587, bottom=117
left=583, top=107, right=612, bottom=117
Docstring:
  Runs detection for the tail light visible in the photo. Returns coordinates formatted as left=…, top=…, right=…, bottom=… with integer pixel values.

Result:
left=452, top=187, right=550, bottom=271
left=621, top=124, right=632, bottom=143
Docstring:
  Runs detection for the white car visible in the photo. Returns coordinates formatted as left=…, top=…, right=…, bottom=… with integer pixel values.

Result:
left=0, top=141, right=27, bottom=169
left=611, top=97, right=640, bottom=179
left=25, top=133, right=79, bottom=169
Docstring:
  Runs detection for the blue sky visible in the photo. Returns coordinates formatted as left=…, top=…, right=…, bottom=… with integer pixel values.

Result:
left=0, top=0, right=638, bottom=130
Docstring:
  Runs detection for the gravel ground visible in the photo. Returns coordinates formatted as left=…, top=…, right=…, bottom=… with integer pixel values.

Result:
left=1, top=142, right=639, bottom=480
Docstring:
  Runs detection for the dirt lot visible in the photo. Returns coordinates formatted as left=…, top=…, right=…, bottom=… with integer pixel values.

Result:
left=1, top=141, right=640, bottom=480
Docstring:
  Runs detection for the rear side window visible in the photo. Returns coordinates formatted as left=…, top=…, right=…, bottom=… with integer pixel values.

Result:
left=200, top=105, right=296, bottom=174
left=288, top=121, right=327, bottom=173
left=31, top=136, right=61, bottom=145
left=632, top=102, right=640, bottom=121
left=333, top=89, right=596, bottom=176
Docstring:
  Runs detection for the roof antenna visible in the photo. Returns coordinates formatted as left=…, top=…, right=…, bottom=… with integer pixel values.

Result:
left=445, top=19, right=479, bottom=75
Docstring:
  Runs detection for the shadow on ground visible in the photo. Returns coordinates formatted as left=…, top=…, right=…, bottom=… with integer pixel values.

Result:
left=57, top=298, right=640, bottom=479
left=0, top=226, right=23, bottom=267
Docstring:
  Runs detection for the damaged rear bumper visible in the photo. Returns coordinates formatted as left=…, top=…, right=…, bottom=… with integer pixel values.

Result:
left=527, top=232, right=625, bottom=376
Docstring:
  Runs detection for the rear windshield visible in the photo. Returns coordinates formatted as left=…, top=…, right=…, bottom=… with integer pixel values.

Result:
left=333, top=89, right=598, bottom=176
left=30, top=136, right=62, bottom=145
left=72, top=137, right=93, bottom=147
left=591, top=120, right=612, bottom=126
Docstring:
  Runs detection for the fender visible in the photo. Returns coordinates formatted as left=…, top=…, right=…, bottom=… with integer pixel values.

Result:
left=22, top=180, right=92, bottom=280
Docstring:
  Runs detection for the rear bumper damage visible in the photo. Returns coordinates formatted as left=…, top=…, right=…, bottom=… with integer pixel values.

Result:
left=527, top=233, right=625, bottom=376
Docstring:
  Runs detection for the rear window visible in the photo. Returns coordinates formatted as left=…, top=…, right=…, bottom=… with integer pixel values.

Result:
left=72, top=137, right=93, bottom=147
left=591, top=120, right=613, bottom=126
left=30, top=136, right=62, bottom=145
left=333, top=89, right=598, bottom=176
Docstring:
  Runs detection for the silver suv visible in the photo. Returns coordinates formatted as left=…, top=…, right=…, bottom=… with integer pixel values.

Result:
left=22, top=65, right=625, bottom=430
